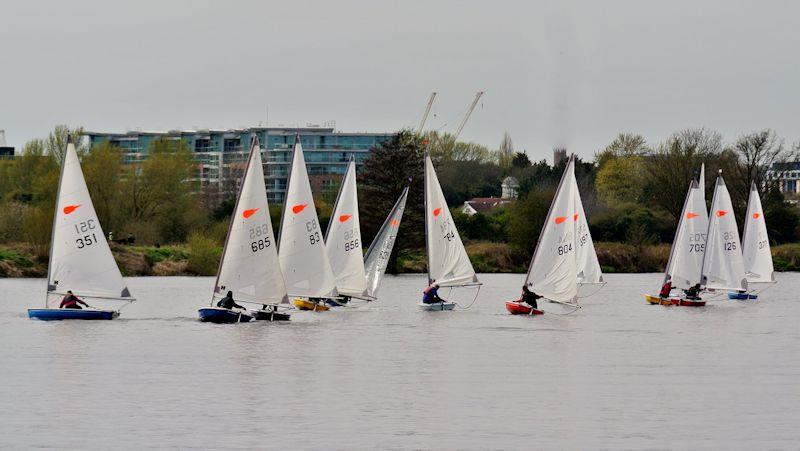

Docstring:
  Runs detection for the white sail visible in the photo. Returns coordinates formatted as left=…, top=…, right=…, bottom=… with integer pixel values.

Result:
left=524, top=156, right=579, bottom=303
left=742, top=183, right=774, bottom=283
left=364, top=187, right=408, bottom=299
left=701, top=173, right=747, bottom=291
left=425, top=154, right=478, bottom=287
left=325, top=158, right=368, bottom=298
left=214, top=137, right=288, bottom=306
left=46, top=140, right=132, bottom=306
left=571, top=174, right=603, bottom=284
left=278, top=140, right=338, bottom=298
left=665, top=181, right=708, bottom=289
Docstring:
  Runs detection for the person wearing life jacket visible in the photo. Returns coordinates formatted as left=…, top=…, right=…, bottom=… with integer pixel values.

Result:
left=684, top=283, right=701, bottom=300
left=422, top=282, right=445, bottom=304
left=659, top=277, right=673, bottom=299
left=60, top=291, right=89, bottom=309
left=520, top=285, right=541, bottom=309
left=217, top=291, right=245, bottom=310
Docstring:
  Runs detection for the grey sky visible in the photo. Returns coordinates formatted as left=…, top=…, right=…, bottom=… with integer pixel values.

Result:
left=1, top=0, right=798, bottom=160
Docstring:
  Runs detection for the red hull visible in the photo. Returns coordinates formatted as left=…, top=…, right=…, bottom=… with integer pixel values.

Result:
left=672, top=298, right=706, bottom=307
left=505, top=301, right=544, bottom=315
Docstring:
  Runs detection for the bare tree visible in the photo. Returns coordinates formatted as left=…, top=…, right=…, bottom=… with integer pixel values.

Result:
left=646, top=128, right=724, bottom=222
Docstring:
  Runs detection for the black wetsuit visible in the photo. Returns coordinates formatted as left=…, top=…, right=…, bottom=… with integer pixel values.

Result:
left=521, top=290, right=541, bottom=309
left=217, top=296, right=244, bottom=310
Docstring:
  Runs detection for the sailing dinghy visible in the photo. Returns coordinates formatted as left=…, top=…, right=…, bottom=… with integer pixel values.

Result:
left=729, top=182, right=774, bottom=300
left=324, top=157, right=369, bottom=306
left=701, top=170, right=747, bottom=301
left=421, top=154, right=480, bottom=311
left=506, top=154, right=603, bottom=315
left=363, top=187, right=408, bottom=300
left=28, top=137, right=134, bottom=320
left=198, top=136, right=289, bottom=323
left=278, top=136, right=338, bottom=311
left=643, top=178, right=708, bottom=306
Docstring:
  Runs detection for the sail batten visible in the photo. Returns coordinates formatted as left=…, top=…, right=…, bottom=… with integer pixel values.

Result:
left=325, top=158, right=369, bottom=298
left=364, top=187, right=408, bottom=299
left=214, top=136, right=288, bottom=306
left=278, top=139, right=338, bottom=298
left=701, top=174, right=747, bottom=291
left=46, top=140, right=133, bottom=307
left=424, top=154, right=478, bottom=287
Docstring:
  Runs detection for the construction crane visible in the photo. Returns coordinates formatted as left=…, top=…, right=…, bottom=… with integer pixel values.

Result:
left=417, top=92, right=437, bottom=134
left=452, top=91, right=484, bottom=141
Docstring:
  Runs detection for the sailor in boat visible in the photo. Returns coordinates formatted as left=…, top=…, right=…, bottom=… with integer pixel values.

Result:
left=422, top=282, right=446, bottom=304
left=684, top=283, right=702, bottom=300
left=217, top=291, right=246, bottom=310
left=659, top=276, right=673, bottom=300
left=520, top=285, right=541, bottom=309
left=60, top=291, right=89, bottom=310
left=339, top=296, right=351, bottom=305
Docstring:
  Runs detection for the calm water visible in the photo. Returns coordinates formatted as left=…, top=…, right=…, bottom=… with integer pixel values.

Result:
left=1, top=273, right=798, bottom=449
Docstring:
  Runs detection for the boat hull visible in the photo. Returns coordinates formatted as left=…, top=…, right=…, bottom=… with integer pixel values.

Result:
left=505, top=300, right=544, bottom=315
left=28, top=308, right=118, bottom=321
left=293, top=298, right=330, bottom=311
left=250, top=310, right=291, bottom=321
left=198, top=308, right=253, bottom=323
left=728, top=292, right=758, bottom=300
left=418, top=302, right=456, bottom=311
left=672, top=298, right=706, bottom=307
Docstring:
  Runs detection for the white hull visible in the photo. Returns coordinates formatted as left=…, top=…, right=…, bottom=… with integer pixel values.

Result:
left=418, top=302, right=456, bottom=311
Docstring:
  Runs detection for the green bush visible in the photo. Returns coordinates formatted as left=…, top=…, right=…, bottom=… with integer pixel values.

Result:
left=0, top=248, right=34, bottom=268
left=187, top=234, right=221, bottom=276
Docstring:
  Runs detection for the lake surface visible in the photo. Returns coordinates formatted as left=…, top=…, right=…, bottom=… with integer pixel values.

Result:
left=1, top=273, right=798, bottom=449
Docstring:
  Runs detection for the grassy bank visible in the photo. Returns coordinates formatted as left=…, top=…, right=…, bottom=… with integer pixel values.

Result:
left=1, top=241, right=799, bottom=278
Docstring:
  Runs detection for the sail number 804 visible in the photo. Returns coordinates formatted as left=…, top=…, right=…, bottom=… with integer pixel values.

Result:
left=557, top=243, right=573, bottom=255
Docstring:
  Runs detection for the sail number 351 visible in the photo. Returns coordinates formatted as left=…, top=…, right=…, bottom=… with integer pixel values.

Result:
left=74, top=219, right=97, bottom=249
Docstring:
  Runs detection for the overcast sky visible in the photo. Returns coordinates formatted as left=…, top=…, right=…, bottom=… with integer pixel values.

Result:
left=1, top=0, right=798, bottom=160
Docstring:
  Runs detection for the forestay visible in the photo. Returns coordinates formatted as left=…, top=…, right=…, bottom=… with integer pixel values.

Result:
left=742, top=182, right=774, bottom=283
left=364, top=187, right=408, bottom=299
left=325, top=158, right=369, bottom=298
left=701, top=173, right=747, bottom=291
left=46, top=139, right=132, bottom=307
left=278, top=139, right=338, bottom=298
left=524, top=155, right=579, bottom=303
left=424, top=154, right=478, bottom=287
left=214, top=136, right=288, bottom=306
left=664, top=180, right=708, bottom=289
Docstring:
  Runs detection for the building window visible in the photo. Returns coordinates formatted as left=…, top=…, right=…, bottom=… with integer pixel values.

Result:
left=195, top=139, right=211, bottom=152
left=224, top=138, right=241, bottom=152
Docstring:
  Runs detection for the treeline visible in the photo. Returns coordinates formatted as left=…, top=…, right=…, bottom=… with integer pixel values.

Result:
left=2, top=125, right=799, bottom=276
left=358, top=129, right=800, bottom=272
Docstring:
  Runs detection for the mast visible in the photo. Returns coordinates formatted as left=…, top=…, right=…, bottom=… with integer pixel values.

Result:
left=424, top=152, right=432, bottom=285
left=276, top=133, right=300, bottom=251
left=700, top=170, right=722, bottom=287
left=44, top=135, right=72, bottom=306
left=324, top=155, right=353, bottom=240
left=663, top=179, right=696, bottom=284
left=210, top=134, right=258, bottom=305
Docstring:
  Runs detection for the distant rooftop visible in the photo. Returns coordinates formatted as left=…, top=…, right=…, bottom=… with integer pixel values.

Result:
left=84, top=125, right=393, bottom=138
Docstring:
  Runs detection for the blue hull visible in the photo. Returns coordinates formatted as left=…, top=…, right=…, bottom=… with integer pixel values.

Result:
left=28, top=309, right=118, bottom=321
left=198, top=308, right=253, bottom=323
left=728, top=292, right=758, bottom=300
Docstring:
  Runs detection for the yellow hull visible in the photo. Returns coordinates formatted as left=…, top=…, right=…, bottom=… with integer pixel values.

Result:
left=293, top=298, right=330, bottom=312
left=644, top=294, right=672, bottom=305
